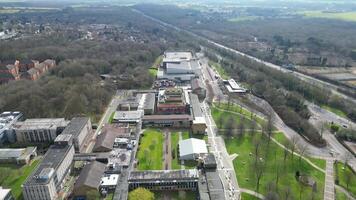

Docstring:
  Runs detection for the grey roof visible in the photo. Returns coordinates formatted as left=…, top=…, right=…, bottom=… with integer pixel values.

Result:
left=203, top=154, right=217, bottom=166
left=0, top=147, right=36, bottom=160
left=179, top=138, right=208, bottom=158
left=205, top=171, right=225, bottom=200
left=189, top=93, right=203, bottom=118
left=24, top=144, right=73, bottom=185
left=129, top=169, right=199, bottom=181
left=191, top=78, right=204, bottom=91
left=74, top=161, right=106, bottom=190
left=13, top=118, right=68, bottom=130
left=61, top=117, right=89, bottom=138
left=113, top=111, right=142, bottom=122
left=144, top=93, right=156, bottom=111
left=93, top=126, right=129, bottom=152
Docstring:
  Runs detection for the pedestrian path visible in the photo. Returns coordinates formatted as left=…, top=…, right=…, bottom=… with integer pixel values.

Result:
left=324, top=159, right=335, bottom=200
left=240, top=188, right=264, bottom=199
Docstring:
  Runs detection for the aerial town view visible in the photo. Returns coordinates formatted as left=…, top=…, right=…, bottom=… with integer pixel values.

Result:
left=0, top=0, right=356, bottom=200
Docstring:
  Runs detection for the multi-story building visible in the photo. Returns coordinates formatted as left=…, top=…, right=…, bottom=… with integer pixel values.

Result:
left=128, top=169, right=199, bottom=191
left=60, top=117, right=92, bottom=153
left=0, top=187, right=14, bottom=200
left=13, top=118, right=69, bottom=143
left=0, top=111, right=23, bottom=145
left=23, top=135, right=75, bottom=200
left=157, top=88, right=189, bottom=115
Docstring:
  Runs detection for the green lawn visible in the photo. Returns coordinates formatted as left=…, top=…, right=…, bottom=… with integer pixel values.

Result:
left=208, top=61, right=230, bottom=80
left=0, top=159, right=41, bottom=199
left=335, top=190, right=348, bottom=200
left=241, top=192, right=259, bottom=200
left=273, top=132, right=326, bottom=170
left=335, top=161, right=356, bottom=196
left=225, top=133, right=325, bottom=199
left=171, top=132, right=181, bottom=170
left=321, top=105, right=348, bottom=118
left=151, top=55, right=163, bottom=69
left=182, top=131, right=190, bottom=140
left=212, top=105, right=258, bottom=132
left=154, top=190, right=196, bottom=200
left=104, top=193, right=114, bottom=200
left=149, top=68, right=158, bottom=78
left=108, top=111, right=115, bottom=124
left=137, top=129, right=164, bottom=170
left=302, top=11, right=356, bottom=22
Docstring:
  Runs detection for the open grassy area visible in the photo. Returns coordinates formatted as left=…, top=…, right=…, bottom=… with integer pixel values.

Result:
left=321, top=105, right=348, bottom=118
left=272, top=132, right=326, bottom=170
left=241, top=192, right=259, bottom=200
left=0, top=159, right=41, bottom=199
left=225, top=133, right=325, bottom=199
left=335, top=161, right=356, bottom=196
left=154, top=190, right=197, bottom=200
left=208, top=61, right=230, bottom=80
left=335, top=190, right=348, bottom=200
left=302, top=11, right=356, bottom=22
left=137, top=129, right=164, bottom=170
left=108, top=111, right=115, bottom=124
left=212, top=104, right=260, bottom=132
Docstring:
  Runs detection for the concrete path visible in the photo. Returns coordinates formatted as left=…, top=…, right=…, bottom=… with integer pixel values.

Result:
left=163, top=129, right=172, bottom=170
left=240, top=188, right=264, bottom=199
left=324, top=159, right=335, bottom=200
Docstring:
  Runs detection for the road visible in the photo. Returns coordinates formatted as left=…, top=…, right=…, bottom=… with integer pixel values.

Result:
left=308, top=103, right=356, bottom=171
left=85, top=90, right=125, bottom=153
left=200, top=56, right=240, bottom=200
left=132, top=8, right=356, bottom=106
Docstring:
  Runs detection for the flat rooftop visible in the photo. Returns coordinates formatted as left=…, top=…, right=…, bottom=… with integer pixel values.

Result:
left=61, top=117, right=89, bottom=137
left=164, top=51, right=193, bottom=62
left=189, top=93, right=203, bottom=118
left=113, top=111, right=142, bottom=121
left=24, top=144, right=73, bottom=185
left=13, top=118, right=68, bottom=130
left=129, top=169, right=199, bottom=181
left=142, top=114, right=192, bottom=121
left=0, top=147, right=36, bottom=159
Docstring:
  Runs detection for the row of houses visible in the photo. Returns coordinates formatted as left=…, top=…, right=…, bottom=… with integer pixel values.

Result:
left=0, top=59, right=56, bottom=84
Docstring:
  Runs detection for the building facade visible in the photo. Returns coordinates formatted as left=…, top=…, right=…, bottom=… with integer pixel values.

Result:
left=60, top=117, right=92, bottom=153
left=23, top=135, right=74, bottom=200
left=14, top=118, right=68, bottom=143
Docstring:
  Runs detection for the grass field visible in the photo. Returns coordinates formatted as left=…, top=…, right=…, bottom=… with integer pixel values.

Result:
left=0, top=159, right=41, bottom=199
left=137, top=129, right=164, bottom=170
left=335, top=161, right=356, bottom=196
left=108, top=111, right=115, bottom=124
left=321, top=105, right=348, bottom=118
left=302, top=11, right=356, bottom=22
left=272, top=132, right=326, bottom=170
left=225, top=133, right=325, bottom=199
left=241, top=192, right=259, bottom=200
left=208, top=61, right=230, bottom=80
left=212, top=104, right=259, bottom=131
left=335, top=190, right=348, bottom=200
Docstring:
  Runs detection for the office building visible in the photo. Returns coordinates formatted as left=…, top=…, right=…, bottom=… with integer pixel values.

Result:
left=60, top=117, right=92, bottom=153
left=23, top=135, right=74, bottom=200
left=14, top=118, right=68, bottom=143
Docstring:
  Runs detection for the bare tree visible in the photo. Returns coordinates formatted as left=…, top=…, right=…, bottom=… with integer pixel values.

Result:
left=227, top=95, right=232, bottom=109
left=253, top=137, right=262, bottom=167
left=283, top=186, right=292, bottom=200
left=266, top=112, right=274, bottom=143
left=237, top=115, right=245, bottom=138
left=298, top=143, right=309, bottom=165
left=290, top=135, right=299, bottom=160
left=250, top=117, right=257, bottom=137
left=255, top=160, right=265, bottom=193
left=283, top=140, right=290, bottom=164
left=225, top=116, right=235, bottom=138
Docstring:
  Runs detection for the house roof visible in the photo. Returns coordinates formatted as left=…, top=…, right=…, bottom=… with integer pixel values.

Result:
left=74, top=161, right=106, bottom=190
left=93, top=125, right=130, bottom=152
left=179, top=138, right=208, bottom=158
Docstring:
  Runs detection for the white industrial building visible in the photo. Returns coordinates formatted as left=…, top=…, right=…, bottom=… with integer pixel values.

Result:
left=224, top=79, right=247, bottom=93
left=158, top=51, right=201, bottom=82
left=179, top=138, right=208, bottom=160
